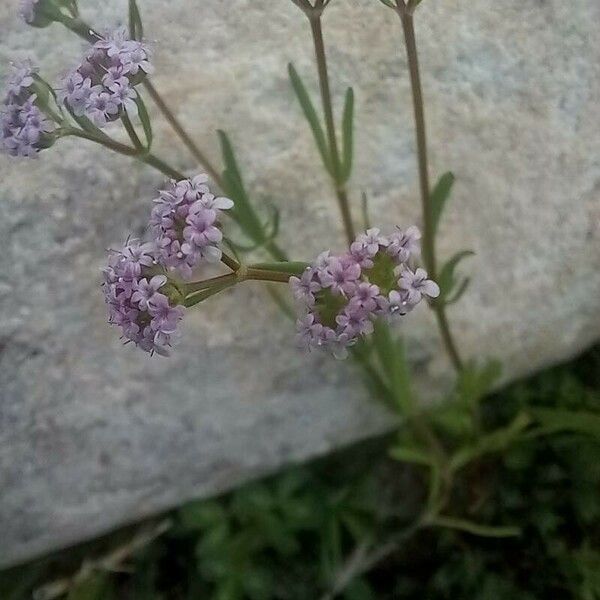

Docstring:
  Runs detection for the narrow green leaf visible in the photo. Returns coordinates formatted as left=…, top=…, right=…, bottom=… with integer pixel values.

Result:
left=218, top=130, right=268, bottom=248
left=372, top=321, right=413, bottom=414
left=134, top=94, right=153, bottom=152
left=444, top=276, right=470, bottom=305
left=431, top=515, right=521, bottom=538
left=389, top=445, right=433, bottom=466
left=450, top=412, right=531, bottom=471
left=376, top=0, right=396, bottom=7
left=288, top=63, right=334, bottom=176
left=340, top=87, right=354, bottom=183
left=527, top=408, right=600, bottom=439
left=361, top=192, right=372, bottom=229
left=128, top=0, right=144, bottom=40
left=430, top=172, right=455, bottom=236
left=184, top=280, right=236, bottom=307
left=438, top=250, right=475, bottom=301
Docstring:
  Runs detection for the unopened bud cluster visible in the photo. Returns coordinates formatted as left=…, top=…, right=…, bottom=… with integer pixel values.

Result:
left=290, top=227, right=439, bottom=359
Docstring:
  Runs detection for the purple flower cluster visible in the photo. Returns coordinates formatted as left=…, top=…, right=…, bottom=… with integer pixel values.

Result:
left=1, top=62, right=54, bottom=158
left=290, top=226, right=439, bottom=359
left=57, top=28, right=152, bottom=127
left=102, top=238, right=185, bottom=356
left=150, top=175, right=234, bottom=279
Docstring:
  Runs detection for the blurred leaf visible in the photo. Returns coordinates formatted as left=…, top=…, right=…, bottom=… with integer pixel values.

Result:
left=431, top=515, right=520, bottom=538
left=527, top=408, right=600, bottom=439
left=218, top=130, right=269, bottom=249
left=68, top=573, right=114, bottom=600
left=438, top=250, right=474, bottom=303
left=288, top=63, right=334, bottom=176
left=431, top=172, right=455, bottom=237
left=134, top=94, right=152, bottom=151
left=389, top=445, right=433, bottom=466
left=450, top=412, right=531, bottom=471
left=372, top=321, right=413, bottom=414
left=128, top=0, right=144, bottom=40
left=455, top=359, right=502, bottom=412
left=361, top=191, right=372, bottom=229
left=179, top=501, right=226, bottom=531
left=340, top=87, right=354, bottom=183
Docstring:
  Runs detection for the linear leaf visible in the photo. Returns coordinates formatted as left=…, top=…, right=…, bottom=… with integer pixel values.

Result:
left=438, top=250, right=474, bottom=301
left=128, top=0, right=144, bottom=40
left=134, top=94, right=152, bottom=151
left=431, top=515, right=521, bottom=538
left=218, top=130, right=267, bottom=247
left=430, top=171, right=455, bottom=236
left=528, top=408, right=600, bottom=439
left=288, top=62, right=333, bottom=176
left=340, top=87, right=354, bottom=183
left=372, top=321, right=413, bottom=414
left=450, top=412, right=531, bottom=471
left=389, top=445, right=433, bottom=466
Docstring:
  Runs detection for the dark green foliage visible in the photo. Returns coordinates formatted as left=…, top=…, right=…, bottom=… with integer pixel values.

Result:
left=1, top=346, right=598, bottom=599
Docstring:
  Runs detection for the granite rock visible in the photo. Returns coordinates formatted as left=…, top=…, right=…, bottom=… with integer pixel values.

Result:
left=1, top=0, right=599, bottom=567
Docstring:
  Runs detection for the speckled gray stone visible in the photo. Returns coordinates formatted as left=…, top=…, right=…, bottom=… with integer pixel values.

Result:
left=1, top=0, right=599, bottom=568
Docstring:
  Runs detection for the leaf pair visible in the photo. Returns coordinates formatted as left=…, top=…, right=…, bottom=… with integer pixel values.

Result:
left=288, top=63, right=354, bottom=185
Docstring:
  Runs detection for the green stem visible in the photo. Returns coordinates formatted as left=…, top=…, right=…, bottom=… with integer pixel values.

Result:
left=141, top=80, right=223, bottom=185
left=186, top=273, right=238, bottom=294
left=121, top=111, right=144, bottom=152
left=398, top=11, right=464, bottom=372
left=308, top=14, right=356, bottom=244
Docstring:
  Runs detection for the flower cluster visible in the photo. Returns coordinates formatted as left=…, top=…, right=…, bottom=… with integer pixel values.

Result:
left=102, top=238, right=185, bottom=356
left=290, top=227, right=440, bottom=359
left=1, top=62, right=55, bottom=158
left=150, top=174, right=234, bottom=279
left=58, top=28, right=152, bottom=127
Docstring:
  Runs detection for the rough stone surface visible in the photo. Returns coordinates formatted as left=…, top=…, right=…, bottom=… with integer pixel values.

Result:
left=1, top=0, right=599, bottom=568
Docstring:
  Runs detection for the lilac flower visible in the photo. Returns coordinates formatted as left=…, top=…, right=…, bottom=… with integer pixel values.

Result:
left=150, top=176, right=233, bottom=279
left=319, top=255, right=361, bottom=296
left=349, top=282, right=381, bottom=312
left=57, top=70, right=92, bottom=116
left=131, top=275, right=167, bottom=310
left=4, top=61, right=35, bottom=102
left=295, top=313, right=324, bottom=350
left=85, top=88, right=120, bottom=126
left=102, top=65, right=128, bottom=89
left=290, top=226, right=437, bottom=359
left=350, top=227, right=388, bottom=267
left=398, top=266, right=440, bottom=304
left=102, top=239, right=184, bottom=356
left=1, top=67, right=54, bottom=159
left=336, top=304, right=374, bottom=337
left=108, top=81, right=137, bottom=114
left=148, top=294, right=184, bottom=334
left=382, top=289, right=414, bottom=318
left=387, top=225, right=421, bottom=263
left=119, top=40, right=154, bottom=76
left=289, top=268, right=320, bottom=305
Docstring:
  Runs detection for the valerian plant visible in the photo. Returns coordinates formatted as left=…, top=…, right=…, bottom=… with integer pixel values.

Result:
left=4, top=0, right=600, bottom=596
